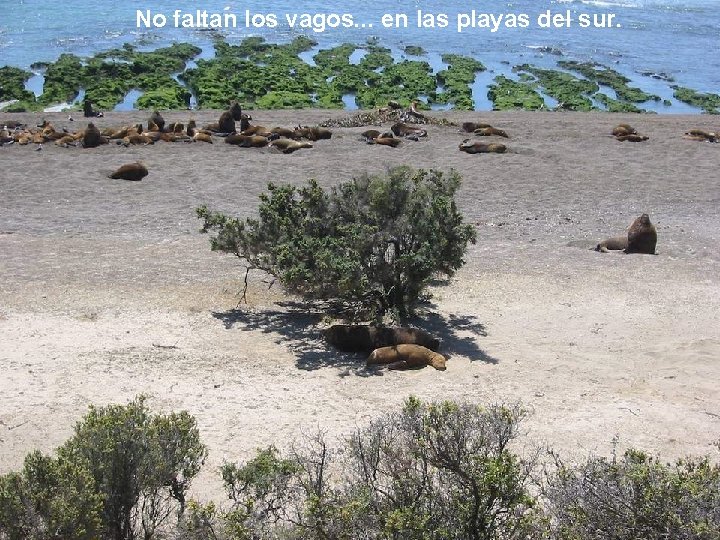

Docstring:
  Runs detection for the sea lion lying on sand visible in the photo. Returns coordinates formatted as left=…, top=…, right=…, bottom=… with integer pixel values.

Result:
left=269, top=139, right=313, bottom=153
left=108, top=162, right=148, bottom=181
left=612, top=124, right=637, bottom=137
left=616, top=134, right=649, bottom=142
left=684, top=129, right=717, bottom=142
left=325, top=325, right=440, bottom=352
left=474, top=126, right=509, bottom=138
left=459, top=139, right=506, bottom=154
left=294, top=126, right=332, bottom=141
left=461, top=121, right=492, bottom=133
left=367, top=344, right=447, bottom=371
left=391, top=122, right=427, bottom=138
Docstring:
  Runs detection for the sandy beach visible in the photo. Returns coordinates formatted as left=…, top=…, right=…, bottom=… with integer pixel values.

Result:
left=1, top=109, right=719, bottom=500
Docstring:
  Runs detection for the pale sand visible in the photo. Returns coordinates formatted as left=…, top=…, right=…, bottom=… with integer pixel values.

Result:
left=1, top=110, right=719, bottom=500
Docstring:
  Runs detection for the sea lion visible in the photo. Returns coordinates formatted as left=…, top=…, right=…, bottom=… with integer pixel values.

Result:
left=54, top=135, right=77, bottom=147
left=269, top=138, right=313, bottom=153
left=595, top=236, right=628, bottom=253
left=616, top=134, right=649, bottom=142
left=122, top=134, right=154, bottom=146
left=294, top=126, right=332, bottom=141
left=371, top=136, right=401, bottom=148
left=82, top=98, right=103, bottom=118
left=360, top=129, right=382, bottom=141
left=269, top=127, right=299, bottom=139
left=82, top=122, right=106, bottom=148
left=459, top=139, right=506, bottom=154
left=149, top=110, right=165, bottom=131
left=474, top=126, right=509, bottom=138
left=193, top=132, right=213, bottom=143
left=108, top=162, right=149, bottom=182
left=612, top=124, right=637, bottom=137
left=229, top=101, right=243, bottom=121
left=684, top=129, right=717, bottom=143
left=325, top=325, right=440, bottom=352
left=367, top=344, right=447, bottom=371
left=391, top=122, right=427, bottom=138
left=203, top=110, right=236, bottom=134
left=225, top=134, right=269, bottom=147
left=461, top=121, right=492, bottom=133
left=625, top=213, right=657, bottom=255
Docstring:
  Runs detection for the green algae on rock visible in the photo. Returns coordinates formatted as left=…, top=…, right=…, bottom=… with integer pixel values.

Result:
left=435, top=54, right=485, bottom=110
left=515, top=65, right=598, bottom=111
left=672, top=86, right=720, bottom=114
left=487, top=75, right=545, bottom=110
left=558, top=61, right=659, bottom=104
left=0, top=66, right=36, bottom=104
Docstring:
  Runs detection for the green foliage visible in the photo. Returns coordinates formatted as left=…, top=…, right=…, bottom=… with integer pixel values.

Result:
left=558, top=60, right=659, bottom=104
left=37, top=53, right=84, bottom=105
left=208, top=398, right=540, bottom=540
left=0, top=451, right=102, bottom=540
left=488, top=75, right=546, bottom=110
left=514, top=64, right=598, bottom=111
left=58, top=395, right=207, bottom=540
left=197, top=167, right=476, bottom=320
left=672, top=86, right=720, bottom=114
left=544, top=446, right=720, bottom=540
left=0, top=66, right=35, bottom=103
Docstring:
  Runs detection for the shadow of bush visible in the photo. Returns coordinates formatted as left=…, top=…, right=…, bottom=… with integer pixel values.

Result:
left=212, top=301, right=498, bottom=372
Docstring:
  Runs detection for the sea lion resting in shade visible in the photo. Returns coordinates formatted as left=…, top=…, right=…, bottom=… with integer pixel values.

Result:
left=367, top=344, right=447, bottom=371
left=325, top=325, right=440, bottom=352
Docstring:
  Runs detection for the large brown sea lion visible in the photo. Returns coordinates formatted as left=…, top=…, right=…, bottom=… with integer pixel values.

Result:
left=229, top=101, right=243, bottom=121
left=225, top=134, right=269, bottom=147
left=459, top=139, right=506, bottom=154
left=612, top=124, right=637, bottom=137
left=269, top=139, right=313, bottom=153
left=325, top=325, right=440, bottom=353
left=108, top=162, right=149, bottom=181
left=204, top=110, right=236, bottom=134
left=367, top=344, right=447, bottom=371
left=391, top=122, right=427, bottom=138
left=461, top=121, right=492, bottom=133
left=82, top=122, right=106, bottom=148
left=294, top=126, right=332, bottom=141
left=474, top=126, right=509, bottom=138
left=684, top=129, right=717, bottom=143
left=360, top=129, right=382, bottom=141
left=149, top=110, right=165, bottom=131
left=616, top=134, right=649, bottom=142
left=625, top=213, right=657, bottom=254
left=594, top=236, right=628, bottom=253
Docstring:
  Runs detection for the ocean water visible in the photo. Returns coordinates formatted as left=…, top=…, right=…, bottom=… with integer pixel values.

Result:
left=0, top=0, right=718, bottom=111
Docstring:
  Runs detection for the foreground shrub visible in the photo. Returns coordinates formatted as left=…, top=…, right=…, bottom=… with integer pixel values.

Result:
left=197, top=166, right=476, bottom=321
left=0, top=396, right=207, bottom=540
left=544, top=446, right=720, bottom=540
left=211, top=397, right=541, bottom=540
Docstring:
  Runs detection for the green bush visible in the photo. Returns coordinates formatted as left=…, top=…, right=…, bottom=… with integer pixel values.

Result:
left=197, top=166, right=476, bottom=320
left=208, top=398, right=541, bottom=540
left=544, top=446, right=720, bottom=540
left=0, top=396, right=207, bottom=540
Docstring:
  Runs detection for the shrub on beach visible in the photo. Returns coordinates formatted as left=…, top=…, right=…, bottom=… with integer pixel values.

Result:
left=0, top=396, right=207, bottom=540
left=196, top=166, right=477, bottom=321
left=184, top=397, right=541, bottom=540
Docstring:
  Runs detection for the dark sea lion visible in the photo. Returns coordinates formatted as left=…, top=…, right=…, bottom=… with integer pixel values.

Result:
left=325, top=325, right=440, bottom=352
left=269, top=138, right=313, bottom=153
left=616, top=134, right=649, bottom=142
left=108, top=162, right=149, bottom=181
left=459, top=139, right=506, bottom=154
left=461, top=121, right=493, bottom=133
left=294, top=126, right=332, bottom=141
left=367, top=344, right=447, bottom=371
left=595, top=236, right=628, bottom=253
left=625, top=213, right=657, bottom=254
left=82, top=122, right=106, bottom=148
left=684, top=129, right=717, bottom=142
left=474, top=126, right=509, bottom=138
left=229, top=101, right=243, bottom=121
left=149, top=110, right=165, bottom=131
left=225, top=134, right=269, bottom=147
left=83, top=98, right=103, bottom=118
left=360, top=129, right=381, bottom=141
left=612, top=124, right=637, bottom=137
left=391, top=122, right=427, bottom=138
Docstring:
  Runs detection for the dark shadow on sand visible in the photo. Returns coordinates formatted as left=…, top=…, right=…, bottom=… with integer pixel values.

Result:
left=212, top=300, right=499, bottom=373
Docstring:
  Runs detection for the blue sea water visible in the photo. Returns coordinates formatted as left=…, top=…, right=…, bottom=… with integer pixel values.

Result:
left=0, top=0, right=718, bottom=111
